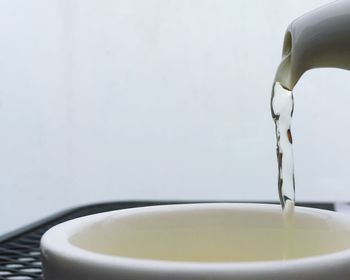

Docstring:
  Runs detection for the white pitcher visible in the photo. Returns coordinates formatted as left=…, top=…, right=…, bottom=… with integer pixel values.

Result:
left=275, top=0, right=350, bottom=90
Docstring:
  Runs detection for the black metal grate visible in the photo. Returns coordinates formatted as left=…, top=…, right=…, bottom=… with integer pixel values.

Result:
left=0, top=201, right=335, bottom=280
left=0, top=230, right=44, bottom=279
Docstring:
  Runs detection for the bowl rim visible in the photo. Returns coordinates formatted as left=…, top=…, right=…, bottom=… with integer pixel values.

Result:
left=41, top=203, right=350, bottom=273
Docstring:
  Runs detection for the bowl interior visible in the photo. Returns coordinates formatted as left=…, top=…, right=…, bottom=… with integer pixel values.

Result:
left=69, top=205, right=350, bottom=262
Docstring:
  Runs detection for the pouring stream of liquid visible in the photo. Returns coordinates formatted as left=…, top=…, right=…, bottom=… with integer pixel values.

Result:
left=271, top=82, right=295, bottom=210
left=271, top=81, right=296, bottom=258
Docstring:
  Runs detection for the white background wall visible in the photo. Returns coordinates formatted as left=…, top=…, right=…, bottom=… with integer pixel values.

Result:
left=1, top=0, right=348, bottom=235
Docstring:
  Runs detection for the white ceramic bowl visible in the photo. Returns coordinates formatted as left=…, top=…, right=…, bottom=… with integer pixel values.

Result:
left=41, top=203, right=350, bottom=280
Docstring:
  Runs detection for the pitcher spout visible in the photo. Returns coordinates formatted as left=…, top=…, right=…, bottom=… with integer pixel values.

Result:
left=275, top=0, right=350, bottom=90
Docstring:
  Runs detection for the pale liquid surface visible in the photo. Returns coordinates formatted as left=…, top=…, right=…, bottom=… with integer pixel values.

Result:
left=72, top=208, right=350, bottom=262
left=89, top=227, right=350, bottom=262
